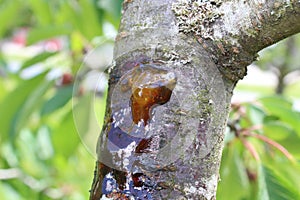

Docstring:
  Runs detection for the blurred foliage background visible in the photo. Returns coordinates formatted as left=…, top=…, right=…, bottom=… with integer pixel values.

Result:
left=0, top=0, right=299, bottom=200
left=217, top=35, right=300, bottom=200
left=0, top=0, right=121, bottom=199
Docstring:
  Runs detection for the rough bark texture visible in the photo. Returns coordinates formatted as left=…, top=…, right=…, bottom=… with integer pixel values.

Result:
left=90, top=0, right=300, bottom=199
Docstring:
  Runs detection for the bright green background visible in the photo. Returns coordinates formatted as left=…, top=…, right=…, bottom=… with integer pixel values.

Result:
left=0, top=1, right=300, bottom=199
left=0, top=1, right=121, bottom=199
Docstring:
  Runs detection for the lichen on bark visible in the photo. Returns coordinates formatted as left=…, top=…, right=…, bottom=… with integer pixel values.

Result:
left=172, top=0, right=223, bottom=40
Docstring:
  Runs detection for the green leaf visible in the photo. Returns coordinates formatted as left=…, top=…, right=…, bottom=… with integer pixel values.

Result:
left=28, top=0, right=52, bottom=26
left=217, top=143, right=250, bottom=200
left=248, top=104, right=265, bottom=125
left=98, top=0, right=122, bottom=20
left=21, top=52, right=58, bottom=70
left=259, top=96, right=293, bottom=110
left=263, top=115, right=280, bottom=123
left=258, top=165, right=300, bottom=200
left=55, top=1, right=79, bottom=28
left=259, top=96, right=300, bottom=134
left=77, top=0, right=103, bottom=40
left=0, top=182, right=21, bottom=200
left=0, top=77, right=7, bottom=101
left=52, top=110, right=80, bottom=157
left=70, top=31, right=84, bottom=53
left=0, top=72, right=47, bottom=140
left=276, top=134, right=300, bottom=159
left=10, top=80, right=54, bottom=138
left=0, top=0, right=21, bottom=37
left=27, top=25, right=71, bottom=45
left=41, top=85, right=73, bottom=116
left=263, top=121, right=295, bottom=140
left=56, top=0, right=102, bottom=41
left=263, top=160, right=300, bottom=192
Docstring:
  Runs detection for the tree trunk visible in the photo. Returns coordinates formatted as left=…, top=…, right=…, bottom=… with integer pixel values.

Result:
left=90, top=1, right=300, bottom=199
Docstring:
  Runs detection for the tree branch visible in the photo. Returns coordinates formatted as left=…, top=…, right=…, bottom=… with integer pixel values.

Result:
left=213, top=0, right=300, bottom=53
left=173, top=0, right=300, bottom=82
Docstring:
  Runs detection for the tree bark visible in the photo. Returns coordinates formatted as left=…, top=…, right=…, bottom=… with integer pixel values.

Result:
left=90, top=0, right=300, bottom=199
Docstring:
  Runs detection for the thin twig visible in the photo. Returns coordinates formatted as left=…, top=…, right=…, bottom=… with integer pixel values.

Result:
left=242, top=131, right=295, bottom=162
left=239, top=136, right=261, bottom=162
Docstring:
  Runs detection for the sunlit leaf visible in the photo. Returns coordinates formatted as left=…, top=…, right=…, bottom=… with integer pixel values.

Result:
left=56, top=0, right=102, bottom=41
left=0, top=78, right=7, bottom=101
left=70, top=32, right=84, bottom=54
left=28, top=0, right=52, bottom=26
left=285, top=79, right=300, bottom=98
left=259, top=96, right=293, bottom=110
left=217, top=142, right=250, bottom=200
left=276, top=134, right=300, bottom=159
left=259, top=96, right=300, bottom=134
left=11, top=80, right=54, bottom=137
left=52, top=110, right=80, bottom=157
left=258, top=165, right=300, bottom=200
left=77, top=0, right=103, bottom=40
left=263, top=121, right=295, bottom=140
left=0, top=0, right=21, bottom=37
left=27, top=25, right=71, bottom=45
left=0, top=182, right=21, bottom=200
left=0, top=72, right=47, bottom=140
left=263, top=159, right=300, bottom=192
left=55, top=1, right=79, bottom=28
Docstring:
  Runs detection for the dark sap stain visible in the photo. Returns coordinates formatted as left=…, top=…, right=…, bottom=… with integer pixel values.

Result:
left=132, top=173, right=145, bottom=187
left=135, top=138, right=152, bottom=153
left=130, top=173, right=156, bottom=200
left=99, top=162, right=127, bottom=193
left=99, top=162, right=112, bottom=180
left=99, top=162, right=155, bottom=199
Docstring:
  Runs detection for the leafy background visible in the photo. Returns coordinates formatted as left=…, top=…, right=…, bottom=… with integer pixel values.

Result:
left=0, top=0, right=299, bottom=200
left=0, top=0, right=120, bottom=199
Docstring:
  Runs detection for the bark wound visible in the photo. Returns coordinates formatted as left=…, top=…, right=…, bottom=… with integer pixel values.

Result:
left=129, top=65, right=176, bottom=126
left=90, top=61, right=177, bottom=199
